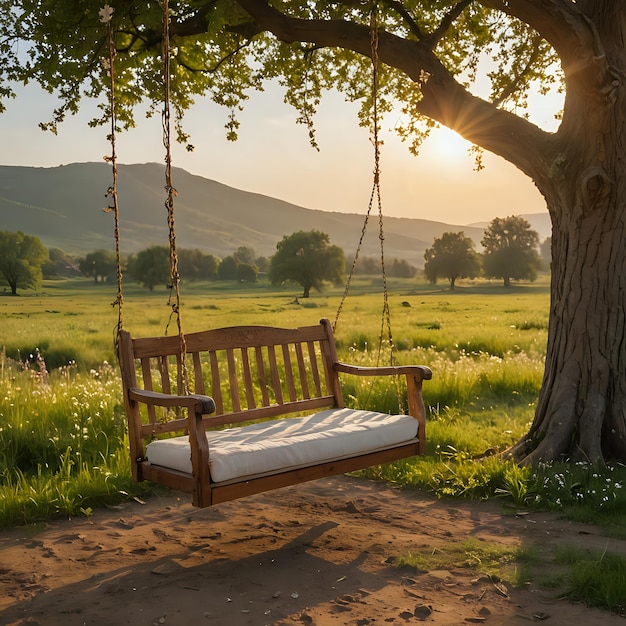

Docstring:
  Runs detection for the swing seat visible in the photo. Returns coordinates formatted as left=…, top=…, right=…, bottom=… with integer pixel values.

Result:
left=118, top=318, right=431, bottom=507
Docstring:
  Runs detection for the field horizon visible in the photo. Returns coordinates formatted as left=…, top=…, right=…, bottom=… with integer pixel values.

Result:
left=1, top=274, right=551, bottom=370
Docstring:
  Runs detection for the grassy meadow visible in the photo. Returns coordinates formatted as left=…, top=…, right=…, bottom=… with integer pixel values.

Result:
left=2, top=275, right=626, bottom=612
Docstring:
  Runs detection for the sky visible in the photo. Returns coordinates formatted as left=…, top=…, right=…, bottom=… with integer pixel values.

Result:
left=0, top=80, right=561, bottom=225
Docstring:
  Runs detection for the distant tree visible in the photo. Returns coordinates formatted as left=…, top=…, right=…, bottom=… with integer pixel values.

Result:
left=197, top=252, right=219, bottom=281
left=178, top=248, right=219, bottom=281
left=79, top=249, right=117, bottom=284
left=217, top=255, right=239, bottom=281
left=390, top=258, right=417, bottom=278
left=127, top=246, right=169, bottom=291
left=482, top=216, right=542, bottom=287
left=269, top=230, right=345, bottom=298
left=0, top=230, right=48, bottom=295
left=178, top=248, right=202, bottom=281
left=237, top=263, right=258, bottom=283
left=254, top=256, right=270, bottom=274
left=43, top=248, right=80, bottom=278
left=353, top=256, right=380, bottom=275
left=233, top=246, right=256, bottom=266
left=423, top=232, right=480, bottom=291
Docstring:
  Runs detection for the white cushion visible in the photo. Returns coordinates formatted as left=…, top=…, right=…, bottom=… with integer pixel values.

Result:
left=145, top=408, right=418, bottom=483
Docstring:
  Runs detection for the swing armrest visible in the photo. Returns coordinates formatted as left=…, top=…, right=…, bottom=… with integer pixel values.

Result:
left=128, top=388, right=216, bottom=415
left=334, top=362, right=432, bottom=381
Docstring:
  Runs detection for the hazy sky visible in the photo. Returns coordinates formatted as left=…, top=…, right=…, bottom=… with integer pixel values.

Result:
left=0, top=80, right=560, bottom=225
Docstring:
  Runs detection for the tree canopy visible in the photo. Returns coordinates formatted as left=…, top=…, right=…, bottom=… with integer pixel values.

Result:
left=0, top=231, right=48, bottom=295
left=424, top=231, right=480, bottom=290
left=178, top=248, right=219, bottom=281
left=269, top=230, right=345, bottom=298
left=481, top=216, right=542, bottom=287
left=4, top=1, right=626, bottom=465
left=127, top=245, right=170, bottom=291
left=79, top=249, right=117, bottom=284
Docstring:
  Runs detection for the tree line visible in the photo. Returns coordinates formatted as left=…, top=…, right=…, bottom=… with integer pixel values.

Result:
left=0, top=216, right=544, bottom=296
left=424, top=215, right=547, bottom=290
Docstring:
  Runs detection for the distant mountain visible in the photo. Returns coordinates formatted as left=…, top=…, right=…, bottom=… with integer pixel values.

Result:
left=0, top=163, right=548, bottom=266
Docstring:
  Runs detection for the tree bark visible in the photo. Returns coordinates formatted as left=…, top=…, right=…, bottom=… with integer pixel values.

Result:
left=509, top=55, right=626, bottom=463
left=510, top=193, right=626, bottom=463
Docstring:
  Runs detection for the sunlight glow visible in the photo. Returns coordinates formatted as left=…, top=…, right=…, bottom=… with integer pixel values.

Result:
left=431, top=126, right=472, bottom=159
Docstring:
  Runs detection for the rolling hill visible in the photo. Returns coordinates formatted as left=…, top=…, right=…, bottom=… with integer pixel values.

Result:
left=0, top=163, right=550, bottom=266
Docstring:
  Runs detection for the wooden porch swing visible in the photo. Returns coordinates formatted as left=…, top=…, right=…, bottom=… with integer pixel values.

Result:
left=103, top=2, right=432, bottom=508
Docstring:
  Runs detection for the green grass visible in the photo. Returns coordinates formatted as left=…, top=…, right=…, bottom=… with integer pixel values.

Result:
left=2, top=275, right=626, bottom=614
left=395, top=538, right=539, bottom=587
left=0, top=275, right=549, bottom=369
left=394, top=539, right=626, bottom=616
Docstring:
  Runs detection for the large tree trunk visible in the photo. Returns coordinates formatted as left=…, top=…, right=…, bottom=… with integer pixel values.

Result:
left=509, top=80, right=626, bottom=465
left=511, top=202, right=626, bottom=465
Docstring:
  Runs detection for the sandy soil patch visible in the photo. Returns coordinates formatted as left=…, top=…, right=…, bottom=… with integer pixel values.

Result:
left=1, top=475, right=625, bottom=625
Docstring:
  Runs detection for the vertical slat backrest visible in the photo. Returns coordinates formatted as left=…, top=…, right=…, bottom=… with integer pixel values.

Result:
left=282, top=343, right=297, bottom=401
left=140, top=357, right=157, bottom=423
left=294, top=342, right=310, bottom=399
left=159, top=356, right=171, bottom=394
left=240, top=348, right=256, bottom=408
left=225, top=348, right=241, bottom=412
left=208, top=350, right=223, bottom=413
left=192, top=352, right=205, bottom=395
left=123, top=320, right=343, bottom=427
left=255, top=346, right=270, bottom=405
left=307, top=340, right=322, bottom=396
left=267, top=345, right=284, bottom=405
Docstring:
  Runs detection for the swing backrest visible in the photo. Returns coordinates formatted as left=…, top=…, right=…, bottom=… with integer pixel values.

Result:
left=119, top=318, right=345, bottom=435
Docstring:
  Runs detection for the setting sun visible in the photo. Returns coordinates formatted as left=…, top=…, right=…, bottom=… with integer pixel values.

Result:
left=430, top=126, right=472, bottom=159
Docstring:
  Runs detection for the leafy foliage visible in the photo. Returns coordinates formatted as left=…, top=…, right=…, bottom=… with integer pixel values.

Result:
left=127, top=245, right=170, bottom=291
left=0, top=1, right=561, bottom=148
left=178, top=248, right=219, bottom=281
left=43, top=247, right=81, bottom=279
left=481, top=216, right=542, bottom=287
left=79, top=249, right=117, bottom=284
left=0, top=230, right=48, bottom=295
left=423, top=231, right=481, bottom=290
left=269, top=229, right=345, bottom=297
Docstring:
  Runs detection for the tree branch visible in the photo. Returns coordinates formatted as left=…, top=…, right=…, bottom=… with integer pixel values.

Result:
left=381, top=0, right=424, bottom=40
left=423, top=0, right=473, bottom=50
left=234, top=0, right=554, bottom=182
left=169, top=3, right=215, bottom=39
left=492, top=34, right=544, bottom=107
left=483, top=0, right=612, bottom=87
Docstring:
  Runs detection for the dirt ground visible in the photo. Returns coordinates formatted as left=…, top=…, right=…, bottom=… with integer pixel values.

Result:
left=1, top=475, right=625, bottom=626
